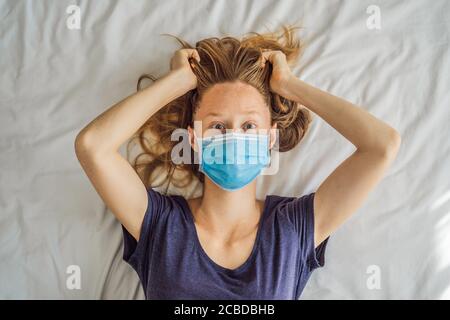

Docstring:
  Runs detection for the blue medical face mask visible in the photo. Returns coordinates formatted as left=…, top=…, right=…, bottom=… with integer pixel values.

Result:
left=196, top=132, right=271, bottom=191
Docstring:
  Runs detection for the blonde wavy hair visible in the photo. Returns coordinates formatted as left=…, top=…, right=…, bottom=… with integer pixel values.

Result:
left=127, top=25, right=312, bottom=193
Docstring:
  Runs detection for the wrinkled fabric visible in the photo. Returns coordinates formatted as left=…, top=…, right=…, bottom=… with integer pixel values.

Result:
left=1, top=0, right=449, bottom=299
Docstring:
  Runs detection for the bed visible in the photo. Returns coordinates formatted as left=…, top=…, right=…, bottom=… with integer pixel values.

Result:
left=0, top=0, right=449, bottom=299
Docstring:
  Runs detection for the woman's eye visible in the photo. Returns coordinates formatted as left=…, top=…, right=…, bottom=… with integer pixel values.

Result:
left=211, top=123, right=226, bottom=131
left=243, top=122, right=257, bottom=131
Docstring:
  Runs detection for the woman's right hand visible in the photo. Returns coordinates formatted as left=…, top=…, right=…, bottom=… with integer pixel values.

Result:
left=169, top=48, right=201, bottom=91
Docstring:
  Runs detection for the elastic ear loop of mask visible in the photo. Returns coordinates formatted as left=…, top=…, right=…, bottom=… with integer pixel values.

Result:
left=266, top=129, right=277, bottom=171
left=193, top=130, right=202, bottom=165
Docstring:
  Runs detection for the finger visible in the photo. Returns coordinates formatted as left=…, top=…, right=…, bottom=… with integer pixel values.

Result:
left=188, top=50, right=201, bottom=69
left=263, top=50, right=286, bottom=65
left=182, top=49, right=201, bottom=63
left=260, top=51, right=274, bottom=67
left=192, top=49, right=201, bottom=62
left=261, top=50, right=279, bottom=59
left=177, top=49, right=194, bottom=60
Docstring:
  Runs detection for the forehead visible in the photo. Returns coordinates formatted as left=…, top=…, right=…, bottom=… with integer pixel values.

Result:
left=195, top=81, right=268, bottom=118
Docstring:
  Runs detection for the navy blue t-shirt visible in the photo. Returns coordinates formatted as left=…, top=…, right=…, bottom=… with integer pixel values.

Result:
left=122, top=188, right=329, bottom=300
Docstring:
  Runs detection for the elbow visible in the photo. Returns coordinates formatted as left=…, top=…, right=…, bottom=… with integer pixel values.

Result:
left=379, top=129, right=402, bottom=159
left=74, top=129, right=95, bottom=159
left=75, top=128, right=116, bottom=160
left=361, top=129, right=402, bottom=160
left=387, top=129, right=401, bottom=153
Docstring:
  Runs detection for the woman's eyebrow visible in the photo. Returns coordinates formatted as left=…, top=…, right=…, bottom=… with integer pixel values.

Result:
left=244, top=110, right=263, bottom=115
left=203, top=111, right=223, bottom=118
left=203, top=108, right=263, bottom=118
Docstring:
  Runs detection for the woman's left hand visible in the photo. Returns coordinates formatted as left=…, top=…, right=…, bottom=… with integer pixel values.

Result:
left=169, top=48, right=201, bottom=92
left=260, top=49, right=295, bottom=99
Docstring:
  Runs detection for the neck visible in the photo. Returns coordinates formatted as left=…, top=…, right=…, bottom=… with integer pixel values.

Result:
left=197, top=178, right=261, bottom=233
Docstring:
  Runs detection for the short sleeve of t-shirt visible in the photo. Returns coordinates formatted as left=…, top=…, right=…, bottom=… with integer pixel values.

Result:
left=280, top=192, right=329, bottom=271
left=121, top=187, right=173, bottom=282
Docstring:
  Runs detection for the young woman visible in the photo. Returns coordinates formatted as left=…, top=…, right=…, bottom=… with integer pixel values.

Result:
left=75, top=26, right=401, bottom=299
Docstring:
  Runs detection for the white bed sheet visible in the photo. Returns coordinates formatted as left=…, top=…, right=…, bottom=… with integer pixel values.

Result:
left=0, top=0, right=449, bottom=299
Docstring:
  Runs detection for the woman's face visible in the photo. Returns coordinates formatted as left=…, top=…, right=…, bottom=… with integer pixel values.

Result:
left=189, top=81, right=276, bottom=141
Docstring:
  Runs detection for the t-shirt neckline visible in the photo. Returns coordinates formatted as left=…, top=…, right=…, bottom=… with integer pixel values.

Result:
left=177, top=195, right=271, bottom=274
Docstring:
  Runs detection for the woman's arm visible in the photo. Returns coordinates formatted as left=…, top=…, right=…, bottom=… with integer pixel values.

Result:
left=281, top=78, right=401, bottom=155
left=261, top=50, right=401, bottom=247
left=286, top=77, right=401, bottom=247
left=75, top=49, right=200, bottom=241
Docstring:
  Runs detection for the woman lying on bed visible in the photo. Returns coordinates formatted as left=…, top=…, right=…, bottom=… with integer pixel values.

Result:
left=74, top=25, right=401, bottom=300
